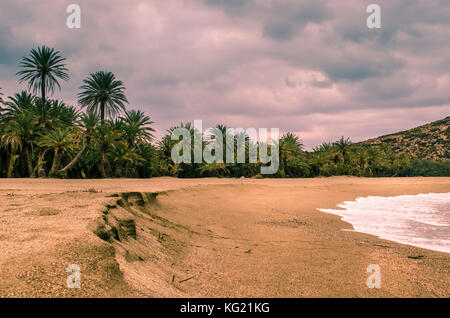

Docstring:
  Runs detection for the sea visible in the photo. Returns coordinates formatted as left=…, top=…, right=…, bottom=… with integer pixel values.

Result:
left=318, top=192, right=450, bottom=253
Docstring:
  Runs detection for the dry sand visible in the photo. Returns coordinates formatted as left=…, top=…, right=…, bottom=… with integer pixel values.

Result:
left=0, top=176, right=449, bottom=298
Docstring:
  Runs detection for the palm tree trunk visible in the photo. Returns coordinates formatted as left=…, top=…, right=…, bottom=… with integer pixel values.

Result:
left=97, top=148, right=110, bottom=178
left=5, top=154, right=11, bottom=177
left=41, top=74, right=46, bottom=125
left=114, top=162, right=123, bottom=177
left=24, top=144, right=33, bottom=177
left=103, top=152, right=112, bottom=177
left=59, top=138, right=90, bottom=174
left=6, top=153, right=18, bottom=178
left=282, top=157, right=288, bottom=176
left=100, top=100, right=105, bottom=122
left=98, top=161, right=107, bottom=178
left=36, top=149, right=47, bottom=177
left=49, top=148, right=60, bottom=177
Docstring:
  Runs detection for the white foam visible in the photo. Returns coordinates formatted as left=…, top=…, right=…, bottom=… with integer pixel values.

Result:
left=318, top=192, right=450, bottom=253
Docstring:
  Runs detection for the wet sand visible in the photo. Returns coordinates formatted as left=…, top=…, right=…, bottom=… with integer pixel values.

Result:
left=0, top=177, right=449, bottom=297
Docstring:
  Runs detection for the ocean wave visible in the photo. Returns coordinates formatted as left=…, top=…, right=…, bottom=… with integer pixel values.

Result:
left=318, top=192, right=450, bottom=253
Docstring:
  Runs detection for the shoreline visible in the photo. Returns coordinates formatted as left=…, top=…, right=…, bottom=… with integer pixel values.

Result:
left=0, top=176, right=449, bottom=297
left=318, top=192, right=450, bottom=254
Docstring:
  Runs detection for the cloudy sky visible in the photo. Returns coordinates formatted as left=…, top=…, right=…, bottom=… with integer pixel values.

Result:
left=0, top=0, right=449, bottom=149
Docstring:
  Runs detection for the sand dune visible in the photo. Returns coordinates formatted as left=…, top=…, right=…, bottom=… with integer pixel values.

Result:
left=0, top=177, right=449, bottom=297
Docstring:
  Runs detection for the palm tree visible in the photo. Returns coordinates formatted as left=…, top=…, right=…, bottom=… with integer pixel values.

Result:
left=0, top=87, right=6, bottom=115
left=312, top=141, right=333, bottom=153
left=78, top=71, right=128, bottom=121
left=157, top=133, right=179, bottom=163
left=333, top=136, right=352, bottom=163
left=279, top=132, right=304, bottom=176
left=46, top=99, right=79, bottom=128
left=2, top=92, right=43, bottom=177
left=111, top=143, right=143, bottom=177
left=309, top=150, right=328, bottom=176
left=3, top=91, right=37, bottom=118
left=17, top=46, right=69, bottom=124
left=197, top=162, right=230, bottom=177
left=1, top=112, right=38, bottom=177
left=121, top=109, right=155, bottom=145
left=38, top=128, right=74, bottom=177
left=1, top=122, right=22, bottom=178
left=58, top=111, right=99, bottom=175
left=15, top=97, right=79, bottom=178
left=94, top=123, right=124, bottom=177
left=355, top=147, right=370, bottom=176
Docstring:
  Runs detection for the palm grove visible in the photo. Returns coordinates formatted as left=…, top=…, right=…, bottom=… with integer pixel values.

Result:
left=0, top=46, right=448, bottom=178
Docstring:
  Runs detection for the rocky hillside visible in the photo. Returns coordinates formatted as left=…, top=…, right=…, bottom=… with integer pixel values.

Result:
left=361, top=117, right=450, bottom=161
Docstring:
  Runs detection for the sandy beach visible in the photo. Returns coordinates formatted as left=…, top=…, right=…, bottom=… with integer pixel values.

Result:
left=0, top=176, right=449, bottom=298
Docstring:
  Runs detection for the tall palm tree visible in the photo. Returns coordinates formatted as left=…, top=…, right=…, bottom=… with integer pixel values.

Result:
left=17, top=46, right=69, bottom=124
left=78, top=71, right=128, bottom=121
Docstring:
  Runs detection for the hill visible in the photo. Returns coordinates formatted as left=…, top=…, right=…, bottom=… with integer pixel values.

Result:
left=361, top=117, right=450, bottom=161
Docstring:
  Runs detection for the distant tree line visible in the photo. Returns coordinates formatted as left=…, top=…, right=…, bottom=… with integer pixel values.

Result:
left=1, top=46, right=449, bottom=178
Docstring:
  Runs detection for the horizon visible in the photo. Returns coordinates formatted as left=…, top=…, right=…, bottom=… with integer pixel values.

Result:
left=1, top=1, right=450, bottom=150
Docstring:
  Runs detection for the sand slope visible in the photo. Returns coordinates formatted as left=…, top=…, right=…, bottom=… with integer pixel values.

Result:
left=0, top=177, right=449, bottom=297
